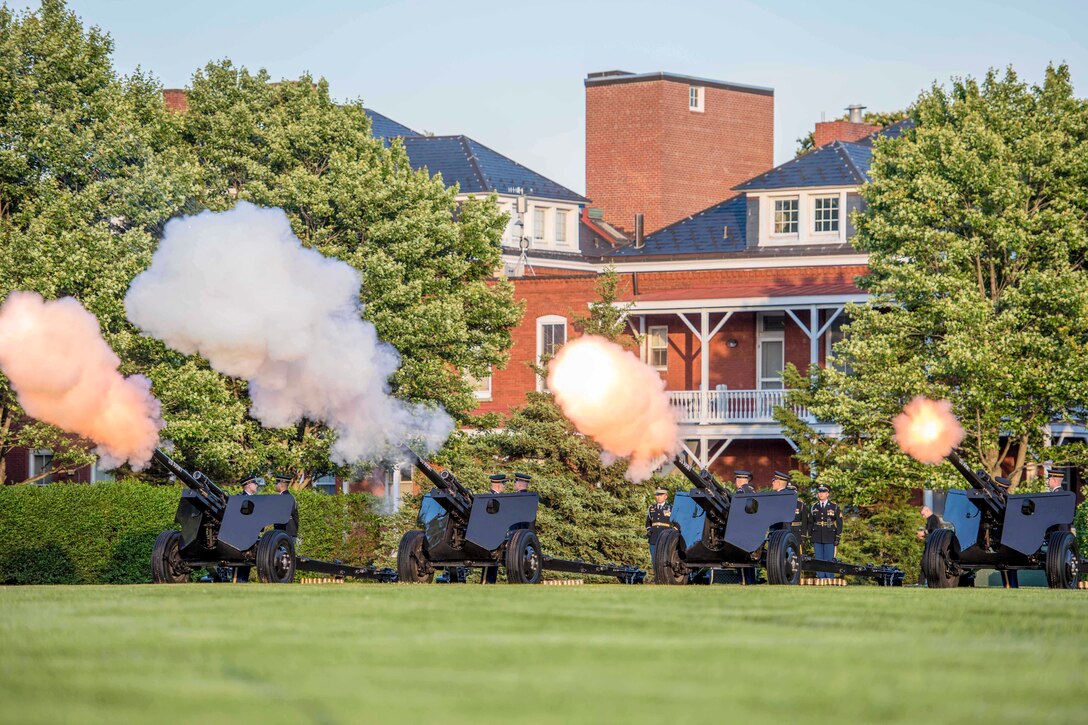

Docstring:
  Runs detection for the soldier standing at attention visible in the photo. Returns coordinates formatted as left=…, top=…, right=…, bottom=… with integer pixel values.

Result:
left=274, top=475, right=292, bottom=494
left=646, top=486, right=672, bottom=565
left=733, top=470, right=754, bottom=493
left=772, top=471, right=807, bottom=542
left=809, top=484, right=842, bottom=579
left=916, top=505, right=942, bottom=585
left=1046, top=467, right=1065, bottom=492
left=514, top=473, right=531, bottom=493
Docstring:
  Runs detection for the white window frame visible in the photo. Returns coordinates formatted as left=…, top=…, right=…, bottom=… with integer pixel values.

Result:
left=536, top=315, right=568, bottom=392
left=467, top=367, right=493, bottom=401
left=555, top=209, right=568, bottom=244
left=648, top=325, right=669, bottom=370
left=756, top=313, right=786, bottom=390
left=812, top=195, right=840, bottom=236
left=689, top=85, right=704, bottom=112
left=533, top=206, right=547, bottom=242
left=771, top=197, right=799, bottom=238
left=758, top=188, right=853, bottom=246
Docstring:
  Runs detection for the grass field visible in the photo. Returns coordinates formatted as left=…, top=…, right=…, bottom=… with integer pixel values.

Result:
left=1, top=584, right=1086, bottom=724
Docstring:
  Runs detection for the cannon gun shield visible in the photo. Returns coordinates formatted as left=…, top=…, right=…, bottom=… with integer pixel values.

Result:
left=724, top=491, right=797, bottom=552
left=1001, top=491, right=1075, bottom=556
left=465, top=493, right=539, bottom=551
left=217, top=494, right=299, bottom=557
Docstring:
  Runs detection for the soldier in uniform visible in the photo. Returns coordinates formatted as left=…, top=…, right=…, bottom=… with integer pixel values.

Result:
left=274, top=475, right=292, bottom=495
left=646, top=487, right=672, bottom=565
left=809, top=484, right=842, bottom=579
left=733, top=470, right=754, bottom=493
left=514, top=472, right=531, bottom=493
left=916, top=505, right=942, bottom=585
left=771, top=471, right=807, bottom=543
left=483, top=474, right=508, bottom=583
left=1046, top=467, right=1065, bottom=493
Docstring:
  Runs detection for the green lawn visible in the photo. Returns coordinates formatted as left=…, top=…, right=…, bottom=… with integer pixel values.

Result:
left=1, top=584, right=1086, bottom=724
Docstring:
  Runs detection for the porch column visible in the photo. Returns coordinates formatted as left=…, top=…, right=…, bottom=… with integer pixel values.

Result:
left=700, top=310, right=709, bottom=424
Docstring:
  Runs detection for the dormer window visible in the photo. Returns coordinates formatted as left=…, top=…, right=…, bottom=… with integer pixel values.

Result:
left=689, top=86, right=704, bottom=112
left=813, top=196, right=839, bottom=233
left=773, top=198, right=798, bottom=235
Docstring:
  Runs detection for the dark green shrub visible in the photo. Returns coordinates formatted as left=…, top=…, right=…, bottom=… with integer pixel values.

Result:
left=837, top=507, right=922, bottom=584
left=0, top=482, right=381, bottom=584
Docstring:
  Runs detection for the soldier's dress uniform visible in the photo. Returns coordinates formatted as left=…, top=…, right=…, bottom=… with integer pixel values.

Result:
left=809, top=486, right=842, bottom=579
left=780, top=474, right=808, bottom=542
left=514, top=472, right=532, bottom=493
left=733, top=471, right=756, bottom=583
left=234, top=476, right=259, bottom=583
left=483, top=474, right=508, bottom=584
left=646, top=488, right=672, bottom=566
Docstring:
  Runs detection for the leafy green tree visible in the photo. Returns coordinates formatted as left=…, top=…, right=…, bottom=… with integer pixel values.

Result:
left=779, top=65, right=1088, bottom=504
left=166, top=61, right=523, bottom=483
left=0, top=0, right=196, bottom=482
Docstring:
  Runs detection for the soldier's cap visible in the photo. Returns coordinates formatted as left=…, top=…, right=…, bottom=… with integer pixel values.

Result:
left=994, top=476, right=1013, bottom=490
left=1048, top=468, right=1066, bottom=479
left=655, top=487, right=668, bottom=495
left=274, top=475, right=291, bottom=484
left=241, top=473, right=260, bottom=486
left=489, top=473, right=508, bottom=483
left=772, top=471, right=790, bottom=482
left=734, top=470, right=751, bottom=479
left=816, top=484, right=830, bottom=492
left=515, top=472, right=532, bottom=482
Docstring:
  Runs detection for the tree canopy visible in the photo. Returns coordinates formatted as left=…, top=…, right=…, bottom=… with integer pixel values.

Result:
left=779, top=65, right=1088, bottom=505
left=0, top=1, right=522, bottom=484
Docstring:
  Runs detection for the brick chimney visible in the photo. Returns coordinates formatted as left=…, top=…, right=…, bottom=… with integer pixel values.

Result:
left=163, top=89, right=189, bottom=113
left=585, top=71, right=774, bottom=234
left=813, top=104, right=879, bottom=148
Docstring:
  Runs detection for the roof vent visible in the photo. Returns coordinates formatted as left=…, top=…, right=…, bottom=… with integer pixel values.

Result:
left=634, top=214, right=645, bottom=249
left=846, top=104, right=866, bottom=123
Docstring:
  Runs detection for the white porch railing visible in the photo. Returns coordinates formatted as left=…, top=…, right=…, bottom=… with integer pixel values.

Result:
left=668, top=389, right=811, bottom=424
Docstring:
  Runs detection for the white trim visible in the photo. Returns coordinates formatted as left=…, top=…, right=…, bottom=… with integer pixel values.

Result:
left=499, top=253, right=871, bottom=274
left=647, top=325, right=669, bottom=370
left=536, top=315, right=568, bottom=392
left=756, top=312, right=785, bottom=390
left=627, top=293, right=869, bottom=313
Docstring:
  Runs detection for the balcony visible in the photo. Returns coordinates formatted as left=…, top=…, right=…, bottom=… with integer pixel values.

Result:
left=668, top=389, right=812, bottom=424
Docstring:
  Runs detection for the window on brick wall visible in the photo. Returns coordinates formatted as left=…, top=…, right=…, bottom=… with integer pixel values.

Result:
left=465, top=367, right=492, bottom=401
left=757, top=313, right=785, bottom=390
left=813, top=196, right=839, bottom=233
left=537, top=315, right=567, bottom=391
left=534, top=207, right=547, bottom=241
left=689, top=86, right=704, bottom=112
left=555, top=209, right=568, bottom=244
left=773, top=198, right=798, bottom=235
left=648, top=326, right=668, bottom=369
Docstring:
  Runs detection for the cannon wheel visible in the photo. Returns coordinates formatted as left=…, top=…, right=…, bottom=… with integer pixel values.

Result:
left=151, top=530, right=191, bottom=584
left=1045, top=531, right=1079, bottom=589
left=922, top=529, right=959, bottom=588
left=652, top=528, right=689, bottom=585
left=397, top=530, right=434, bottom=583
left=256, top=529, right=296, bottom=584
left=766, top=529, right=802, bottom=585
left=505, top=529, right=543, bottom=584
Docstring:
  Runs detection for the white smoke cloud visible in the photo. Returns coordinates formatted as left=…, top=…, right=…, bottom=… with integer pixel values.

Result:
left=124, top=202, right=452, bottom=463
left=0, top=292, right=163, bottom=469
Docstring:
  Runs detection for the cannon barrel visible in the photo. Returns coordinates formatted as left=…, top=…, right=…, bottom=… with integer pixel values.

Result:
left=152, top=448, right=228, bottom=520
left=403, top=448, right=473, bottom=520
left=945, top=451, right=1006, bottom=515
left=673, top=456, right=731, bottom=523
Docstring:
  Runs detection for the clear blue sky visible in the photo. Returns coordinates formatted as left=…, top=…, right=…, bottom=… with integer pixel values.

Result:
left=14, top=0, right=1088, bottom=196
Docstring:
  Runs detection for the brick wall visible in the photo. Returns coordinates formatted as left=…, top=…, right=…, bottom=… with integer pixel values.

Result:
left=585, top=74, right=774, bottom=234
left=163, top=89, right=189, bottom=113
left=812, top=120, right=880, bottom=148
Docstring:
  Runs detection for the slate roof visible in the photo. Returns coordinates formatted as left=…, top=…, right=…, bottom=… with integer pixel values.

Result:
left=364, top=109, right=419, bottom=143
left=733, top=119, right=914, bottom=192
left=399, top=135, right=587, bottom=203
left=609, top=195, right=748, bottom=258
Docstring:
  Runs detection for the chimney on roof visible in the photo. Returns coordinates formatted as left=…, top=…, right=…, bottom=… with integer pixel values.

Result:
left=633, top=214, right=645, bottom=249
left=812, top=104, right=880, bottom=149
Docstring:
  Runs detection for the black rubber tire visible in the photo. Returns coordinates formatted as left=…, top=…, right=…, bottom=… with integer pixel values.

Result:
left=766, top=529, right=802, bottom=585
left=255, top=529, right=296, bottom=584
left=505, top=529, right=543, bottom=584
left=151, top=530, right=191, bottom=584
left=397, top=530, right=434, bottom=583
left=921, top=529, right=958, bottom=588
left=1045, top=531, right=1079, bottom=589
left=652, top=528, right=689, bottom=585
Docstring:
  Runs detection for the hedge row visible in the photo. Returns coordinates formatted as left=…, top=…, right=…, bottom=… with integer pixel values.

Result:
left=0, top=482, right=381, bottom=584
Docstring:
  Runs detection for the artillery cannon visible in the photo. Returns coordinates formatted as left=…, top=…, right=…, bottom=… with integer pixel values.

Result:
left=150, top=449, right=396, bottom=584
left=655, top=458, right=904, bottom=586
left=922, top=452, right=1081, bottom=589
left=397, top=454, right=645, bottom=584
